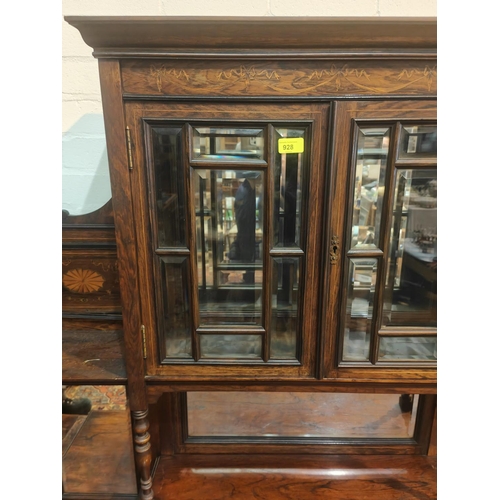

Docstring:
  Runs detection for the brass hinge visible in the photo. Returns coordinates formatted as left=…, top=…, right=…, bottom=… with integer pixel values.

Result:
left=125, top=126, right=134, bottom=171
left=141, top=325, right=147, bottom=359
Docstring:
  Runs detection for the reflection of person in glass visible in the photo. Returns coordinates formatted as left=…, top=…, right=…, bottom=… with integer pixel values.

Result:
left=230, top=172, right=261, bottom=284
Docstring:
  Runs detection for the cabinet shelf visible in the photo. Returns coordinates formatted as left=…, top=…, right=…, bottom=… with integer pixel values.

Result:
left=62, top=328, right=127, bottom=385
left=62, top=411, right=136, bottom=497
left=151, top=453, right=437, bottom=500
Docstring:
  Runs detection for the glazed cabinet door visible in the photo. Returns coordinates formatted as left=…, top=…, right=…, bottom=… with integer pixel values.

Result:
left=324, top=100, right=437, bottom=383
left=125, top=102, right=329, bottom=379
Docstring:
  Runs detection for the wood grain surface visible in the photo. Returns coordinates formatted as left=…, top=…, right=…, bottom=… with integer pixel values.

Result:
left=121, top=59, right=437, bottom=97
left=65, top=17, right=437, bottom=52
left=98, top=58, right=148, bottom=410
left=62, top=415, right=86, bottom=457
left=152, top=453, right=437, bottom=500
left=62, top=328, right=127, bottom=384
left=62, top=411, right=137, bottom=495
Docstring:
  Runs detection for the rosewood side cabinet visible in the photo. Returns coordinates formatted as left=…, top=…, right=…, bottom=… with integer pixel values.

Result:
left=65, top=17, right=437, bottom=500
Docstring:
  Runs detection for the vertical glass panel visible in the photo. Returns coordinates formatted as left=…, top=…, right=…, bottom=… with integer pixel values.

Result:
left=151, top=127, right=186, bottom=247
left=350, top=127, right=390, bottom=249
left=187, top=392, right=420, bottom=438
left=273, top=128, right=306, bottom=248
left=342, top=258, right=377, bottom=361
left=195, top=169, right=264, bottom=326
left=383, top=169, right=437, bottom=327
left=379, top=337, right=437, bottom=361
left=199, top=334, right=262, bottom=359
left=270, top=257, right=301, bottom=359
left=192, top=127, right=264, bottom=161
left=399, top=125, right=437, bottom=159
left=196, top=216, right=214, bottom=287
left=159, top=256, right=192, bottom=358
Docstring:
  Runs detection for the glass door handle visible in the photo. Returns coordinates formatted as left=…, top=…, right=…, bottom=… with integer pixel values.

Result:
left=329, top=234, right=340, bottom=265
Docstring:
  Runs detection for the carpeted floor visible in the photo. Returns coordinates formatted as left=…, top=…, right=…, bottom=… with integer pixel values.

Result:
left=64, top=385, right=128, bottom=411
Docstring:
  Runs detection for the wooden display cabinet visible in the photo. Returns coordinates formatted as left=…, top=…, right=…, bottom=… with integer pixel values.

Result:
left=65, top=17, right=437, bottom=500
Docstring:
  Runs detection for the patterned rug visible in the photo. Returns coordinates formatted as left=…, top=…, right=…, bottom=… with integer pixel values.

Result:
left=64, top=385, right=128, bottom=411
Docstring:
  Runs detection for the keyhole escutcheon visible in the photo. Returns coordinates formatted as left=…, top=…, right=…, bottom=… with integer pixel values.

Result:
left=329, top=234, right=340, bottom=265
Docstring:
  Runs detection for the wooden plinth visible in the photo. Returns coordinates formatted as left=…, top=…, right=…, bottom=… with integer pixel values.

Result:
left=152, top=453, right=437, bottom=500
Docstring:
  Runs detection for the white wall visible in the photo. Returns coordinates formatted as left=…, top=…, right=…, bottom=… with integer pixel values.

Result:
left=62, top=0, right=437, bottom=214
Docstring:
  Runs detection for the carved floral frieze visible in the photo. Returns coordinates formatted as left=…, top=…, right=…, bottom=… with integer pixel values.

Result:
left=217, top=66, right=280, bottom=89
left=150, top=65, right=190, bottom=92
left=135, top=62, right=437, bottom=96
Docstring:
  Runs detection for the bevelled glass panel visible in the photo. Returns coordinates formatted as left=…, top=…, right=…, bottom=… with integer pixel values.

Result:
left=159, top=256, right=192, bottom=358
left=379, top=337, right=437, bottom=361
left=273, top=128, right=306, bottom=248
left=187, top=392, right=420, bottom=438
left=350, top=128, right=390, bottom=249
left=199, top=334, right=262, bottom=359
left=195, top=169, right=264, bottom=326
left=270, top=257, right=301, bottom=359
left=196, top=216, right=214, bottom=288
left=399, top=125, right=437, bottom=159
left=151, top=127, right=186, bottom=247
left=342, top=258, right=377, bottom=361
left=383, top=169, right=437, bottom=328
left=192, top=127, right=264, bottom=161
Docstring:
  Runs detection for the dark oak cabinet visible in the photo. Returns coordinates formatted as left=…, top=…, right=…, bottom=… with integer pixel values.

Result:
left=65, top=17, right=437, bottom=499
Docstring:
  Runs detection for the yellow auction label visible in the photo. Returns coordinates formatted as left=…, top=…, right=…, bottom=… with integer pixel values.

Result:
left=278, top=137, right=304, bottom=154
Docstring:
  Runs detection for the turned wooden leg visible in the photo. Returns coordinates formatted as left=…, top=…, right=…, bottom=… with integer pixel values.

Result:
left=131, top=409, right=154, bottom=500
